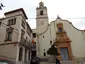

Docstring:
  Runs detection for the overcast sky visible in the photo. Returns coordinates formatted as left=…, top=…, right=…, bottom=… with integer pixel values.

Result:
left=0, top=0, right=85, bottom=29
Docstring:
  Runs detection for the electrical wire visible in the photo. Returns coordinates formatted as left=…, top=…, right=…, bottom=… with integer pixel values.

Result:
left=27, top=17, right=85, bottom=19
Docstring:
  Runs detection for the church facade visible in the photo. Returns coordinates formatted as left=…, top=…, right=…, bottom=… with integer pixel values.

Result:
left=34, top=1, right=85, bottom=63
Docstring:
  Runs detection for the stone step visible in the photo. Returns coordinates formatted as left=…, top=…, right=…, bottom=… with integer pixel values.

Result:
left=40, top=61, right=74, bottom=64
left=39, top=57, right=75, bottom=64
left=60, top=61, right=73, bottom=64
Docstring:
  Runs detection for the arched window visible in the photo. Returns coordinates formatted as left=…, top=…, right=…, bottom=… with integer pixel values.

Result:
left=40, top=10, right=43, bottom=15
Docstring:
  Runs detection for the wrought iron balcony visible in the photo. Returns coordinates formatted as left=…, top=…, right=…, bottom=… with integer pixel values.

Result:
left=31, top=44, right=36, bottom=50
left=20, top=37, right=32, bottom=49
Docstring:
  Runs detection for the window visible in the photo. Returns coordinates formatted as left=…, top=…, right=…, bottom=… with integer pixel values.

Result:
left=18, top=47, right=23, bottom=61
left=21, top=20, right=25, bottom=29
left=34, top=42, right=36, bottom=44
left=43, top=49, right=46, bottom=56
left=43, top=52, right=46, bottom=56
left=57, top=23, right=63, bottom=32
left=20, top=30, right=25, bottom=44
left=58, top=27, right=62, bottom=32
left=33, top=33, right=36, bottom=38
left=8, top=18, right=16, bottom=25
left=27, top=27, right=31, bottom=36
left=6, top=32, right=12, bottom=41
left=40, top=10, right=43, bottom=15
left=43, top=35, right=44, bottom=38
left=21, top=29, right=25, bottom=38
left=50, top=41, right=52, bottom=45
left=26, top=37, right=28, bottom=43
left=5, top=27, right=13, bottom=41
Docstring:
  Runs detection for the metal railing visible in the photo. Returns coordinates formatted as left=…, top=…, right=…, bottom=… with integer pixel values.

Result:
left=31, top=44, right=36, bottom=49
left=20, top=37, right=32, bottom=49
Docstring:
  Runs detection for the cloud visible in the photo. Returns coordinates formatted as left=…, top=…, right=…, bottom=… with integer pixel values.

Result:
left=0, top=0, right=85, bottom=29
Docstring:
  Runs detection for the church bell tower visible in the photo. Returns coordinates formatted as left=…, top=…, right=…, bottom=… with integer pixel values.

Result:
left=36, top=1, right=48, bottom=34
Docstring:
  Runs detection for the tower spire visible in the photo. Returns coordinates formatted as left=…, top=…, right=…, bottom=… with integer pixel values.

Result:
left=39, top=0, right=44, bottom=8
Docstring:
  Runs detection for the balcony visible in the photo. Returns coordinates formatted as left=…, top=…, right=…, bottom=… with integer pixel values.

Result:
left=31, top=44, right=36, bottom=50
left=20, top=37, right=32, bottom=49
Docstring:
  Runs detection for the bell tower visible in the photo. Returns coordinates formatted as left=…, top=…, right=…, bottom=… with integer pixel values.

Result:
left=36, top=1, right=48, bottom=34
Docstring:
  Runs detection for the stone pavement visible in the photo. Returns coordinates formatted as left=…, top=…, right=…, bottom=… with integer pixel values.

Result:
left=40, top=62, right=55, bottom=64
left=40, top=61, right=74, bottom=64
left=39, top=56, right=74, bottom=64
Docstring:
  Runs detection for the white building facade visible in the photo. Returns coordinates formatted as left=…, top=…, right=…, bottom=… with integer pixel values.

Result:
left=35, top=1, right=85, bottom=64
left=0, top=8, right=33, bottom=64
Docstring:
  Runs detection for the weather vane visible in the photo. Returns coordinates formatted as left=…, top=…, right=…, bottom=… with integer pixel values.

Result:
left=0, top=3, right=5, bottom=10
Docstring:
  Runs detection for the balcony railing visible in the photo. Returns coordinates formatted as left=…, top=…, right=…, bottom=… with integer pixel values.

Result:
left=20, top=37, right=32, bottom=49
left=31, top=44, right=36, bottom=49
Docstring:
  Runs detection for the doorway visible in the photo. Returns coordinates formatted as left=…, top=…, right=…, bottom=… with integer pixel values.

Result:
left=60, top=47, right=69, bottom=61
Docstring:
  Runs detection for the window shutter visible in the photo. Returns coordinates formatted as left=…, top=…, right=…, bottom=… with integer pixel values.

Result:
left=13, top=18, right=16, bottom=24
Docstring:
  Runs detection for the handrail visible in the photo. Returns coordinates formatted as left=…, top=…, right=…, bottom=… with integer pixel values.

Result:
left=20, top=37, right=32, bottom=48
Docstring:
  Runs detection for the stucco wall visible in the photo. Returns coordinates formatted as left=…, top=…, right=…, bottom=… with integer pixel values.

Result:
left=0, top=13, right=32, bottom=61
left=52, top=19, right=85, bottom=58
left=37, top=26, right=51, bottom=57
left=36, top=18, right=48, bottom=34
left=5, top=11, right=26, bottom=20
left=0, top=15, right=21, bottom=60
left=0, top=44, right=17, bottom=59
left=36, top=18, right=85, bottom=59
left=0, top=15, right=22, bottom=43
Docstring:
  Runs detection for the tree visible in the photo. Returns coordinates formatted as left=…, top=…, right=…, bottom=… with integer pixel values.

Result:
left=47, top=44, right=60, bottom=64
left=47, top=44, right=60, bottom=56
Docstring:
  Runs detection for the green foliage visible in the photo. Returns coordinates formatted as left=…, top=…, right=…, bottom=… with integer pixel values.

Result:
left=47, top=45, right=60, bottom=56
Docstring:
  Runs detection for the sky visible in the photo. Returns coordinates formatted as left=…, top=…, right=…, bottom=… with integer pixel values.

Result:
left=0, top=0, right=85, bottom=29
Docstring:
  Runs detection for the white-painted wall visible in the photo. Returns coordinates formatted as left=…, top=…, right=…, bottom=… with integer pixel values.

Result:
left=0, top=15, right=21, bottom=59
left=0, top=9, right=33, bottom=64
left=38, top=27, right=51, bottom=57
left=36, top=17, right=85, bottom=59
left=51, top=19, right=85, bottom=59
